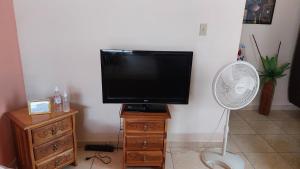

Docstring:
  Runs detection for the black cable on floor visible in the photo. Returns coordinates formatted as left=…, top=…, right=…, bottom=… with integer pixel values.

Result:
left=86, top=153, right=112, bottom=169
left=89, top=158, right=95, bottom=169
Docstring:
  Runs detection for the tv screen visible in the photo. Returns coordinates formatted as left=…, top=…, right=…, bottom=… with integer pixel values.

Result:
left=100, top=49, right=193, bottom=104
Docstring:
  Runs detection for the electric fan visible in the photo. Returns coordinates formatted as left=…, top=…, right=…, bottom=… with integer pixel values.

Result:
left=202, top=61, right=259, bottom=169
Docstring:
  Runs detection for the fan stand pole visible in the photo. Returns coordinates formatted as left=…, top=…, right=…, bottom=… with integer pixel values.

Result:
left=201, top=109, right=245, bottom=169
left=222, top=109, right=230, bottom=156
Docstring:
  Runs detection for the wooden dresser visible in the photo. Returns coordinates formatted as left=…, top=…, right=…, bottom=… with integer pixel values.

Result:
left=7, top=108, right=78, bottom=169
left=120, top=105, right=171, bottom=169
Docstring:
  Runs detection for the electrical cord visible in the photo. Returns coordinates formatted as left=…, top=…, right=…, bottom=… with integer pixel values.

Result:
left=165, top=149, right=175, bottom=169
left=164, top=109, right=227, bottom=169
left=116, top=106, right=227, bottom=169
left=169, top=147, right=176, bottom=169
left=116, top=105, right=123, bottom=151
left=202, top=108, right=226, bottom=152
left=89, top=158, right=95, bottom=169
left=86, top=152, right=112, bottom=169
left=112, top=107, right=226, bottom=169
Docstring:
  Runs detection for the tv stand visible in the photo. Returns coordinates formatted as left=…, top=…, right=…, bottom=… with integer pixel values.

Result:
left=120, top=104, right=171, bottom=169
left=124, top=104, right=167, bottom=112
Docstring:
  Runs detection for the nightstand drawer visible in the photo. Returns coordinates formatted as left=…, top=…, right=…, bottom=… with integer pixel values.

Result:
left=36, top=149, right=74, bottom=169
left=125, top=120, right=165, bottom=133
left=32, top=118, right=73, bottom=145
left=126, top=135, right=164, bottom=150
left=126, top=151, right=163, bottom=165
left=34, top=134, right=73, bottom=161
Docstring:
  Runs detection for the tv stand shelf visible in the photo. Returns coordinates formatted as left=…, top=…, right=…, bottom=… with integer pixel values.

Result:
left=120, top=105, right=171, bottom=169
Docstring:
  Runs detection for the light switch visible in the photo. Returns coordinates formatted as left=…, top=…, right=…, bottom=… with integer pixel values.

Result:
left=199, top=23, right=207, bottom=36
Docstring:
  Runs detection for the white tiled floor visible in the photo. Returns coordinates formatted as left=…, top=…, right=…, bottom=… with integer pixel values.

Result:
left=66, top=110, right=300, bottom=169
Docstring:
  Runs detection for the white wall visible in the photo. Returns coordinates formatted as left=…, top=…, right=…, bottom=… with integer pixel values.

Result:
left=240, top=0, right=300, bottom=110
left=14, top=0, right=246, bottom=142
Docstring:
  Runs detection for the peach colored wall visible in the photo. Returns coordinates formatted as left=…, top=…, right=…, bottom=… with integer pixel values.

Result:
left=0, top=0, right=26, bottom=166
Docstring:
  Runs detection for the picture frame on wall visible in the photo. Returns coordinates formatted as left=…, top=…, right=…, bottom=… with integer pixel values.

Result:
left=243, top=0, right=276, bottom=24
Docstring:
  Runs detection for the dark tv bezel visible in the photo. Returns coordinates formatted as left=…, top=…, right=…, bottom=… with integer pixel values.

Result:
left=100, top=49, right=193, bottom=104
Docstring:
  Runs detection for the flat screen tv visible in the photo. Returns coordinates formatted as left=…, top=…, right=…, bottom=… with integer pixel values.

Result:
left=100, top=49, right=193, bottom=104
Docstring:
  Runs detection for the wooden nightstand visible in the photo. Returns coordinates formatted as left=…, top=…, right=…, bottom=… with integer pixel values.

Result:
left=120, top=105, right=171, bottom=169
left=7, top=108, right=78, bottom=169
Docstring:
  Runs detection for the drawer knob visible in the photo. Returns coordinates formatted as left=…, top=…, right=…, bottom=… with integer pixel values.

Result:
left=51, top=127, right=57, bottom=135
left=143, top=140, right=147, bottom=147
left=143, top=155, right=146, bottom=161
left=52, top=144, right=58, bottom=151
left=54, top=159, right=61, bottom=167
left=143, top=125, right=148, bottom=131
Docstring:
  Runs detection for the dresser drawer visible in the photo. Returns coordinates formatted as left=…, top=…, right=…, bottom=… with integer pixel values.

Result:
left=34, top=134, right=73, bottom=161
left=32, top=118, right=73, bottom=145
left=126, top=151, right=163, bottom=165
left=125, top=120, right=165, bottom=133
left=126, top=135, right=164, bottom=150
left=36, top=149, right=74, bottom=169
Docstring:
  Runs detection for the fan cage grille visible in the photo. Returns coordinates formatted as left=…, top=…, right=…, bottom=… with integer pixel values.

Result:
left=214, top=61, right=259, bottom=110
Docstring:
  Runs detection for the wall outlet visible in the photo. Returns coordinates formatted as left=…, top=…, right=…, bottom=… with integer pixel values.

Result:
left=199, top=23, right=207, bottom=36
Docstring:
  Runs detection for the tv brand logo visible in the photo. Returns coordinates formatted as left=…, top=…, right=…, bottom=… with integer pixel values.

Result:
left=144, top=100, right=149, bottom=102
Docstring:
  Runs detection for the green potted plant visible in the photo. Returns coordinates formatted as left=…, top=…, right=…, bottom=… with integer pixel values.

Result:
left=252, top=34, right=290, bottom=115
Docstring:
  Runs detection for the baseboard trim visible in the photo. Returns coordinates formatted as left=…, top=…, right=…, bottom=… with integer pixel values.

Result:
left=243, top=104, right=300, bottom=110
left=77, top=140, right=223, bottom=149
left=167, top=133, right=223, bottom=142
left=78, top=133, right=224, bottom=149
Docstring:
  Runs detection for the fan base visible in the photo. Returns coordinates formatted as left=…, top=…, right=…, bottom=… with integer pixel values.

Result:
left=201, top=150, right=245, bottom=169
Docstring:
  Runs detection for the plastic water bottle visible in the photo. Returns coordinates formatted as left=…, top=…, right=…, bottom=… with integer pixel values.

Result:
left=62, top=91, right=70, bottom=112
left=53, top=86, right=62, bottom=112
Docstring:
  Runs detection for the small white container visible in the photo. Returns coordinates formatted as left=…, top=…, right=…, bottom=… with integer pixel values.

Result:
left=62, top=91, right=70, bottom=112
left=53, top=86, right=62, bottom=112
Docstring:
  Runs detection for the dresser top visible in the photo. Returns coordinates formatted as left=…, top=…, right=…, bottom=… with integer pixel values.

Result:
left=120, top=105, right=171, bottom=119
left=7, top=108, right=78, bottom=130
